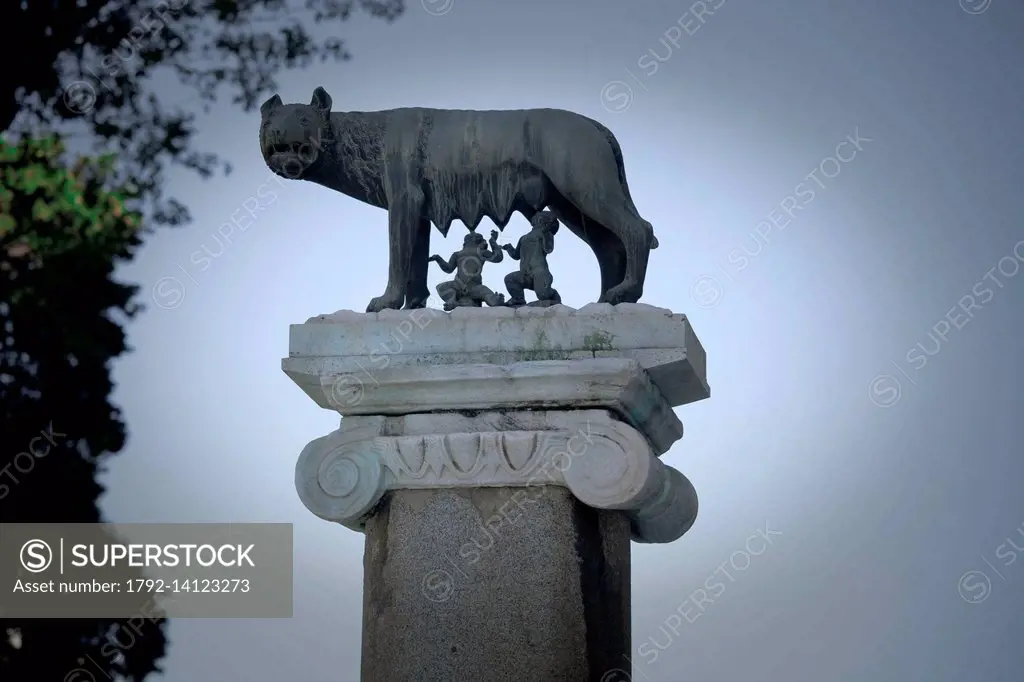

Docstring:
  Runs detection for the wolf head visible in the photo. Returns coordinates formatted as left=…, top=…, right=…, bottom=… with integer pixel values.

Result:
left=259, top=86, right=333, bottom=180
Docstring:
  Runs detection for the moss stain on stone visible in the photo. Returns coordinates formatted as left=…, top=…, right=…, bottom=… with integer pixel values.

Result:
left=518, top=328, right=573, bottom=361
left=582, top=330, right=616, bottom=357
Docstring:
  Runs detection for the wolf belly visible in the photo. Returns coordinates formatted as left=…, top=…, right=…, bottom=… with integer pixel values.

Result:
left=421, top=163, right=549, bottom=233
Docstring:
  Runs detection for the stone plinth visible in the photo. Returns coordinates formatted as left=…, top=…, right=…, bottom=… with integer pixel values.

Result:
left=284, top=303, right=709, bottom=682
left=285, top=301, right=708, bottom=412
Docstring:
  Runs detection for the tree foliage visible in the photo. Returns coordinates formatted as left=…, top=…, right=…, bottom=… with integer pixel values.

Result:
left=0, top=1, right=405, bottom=679
left=0, top=134, right=164, bottom=679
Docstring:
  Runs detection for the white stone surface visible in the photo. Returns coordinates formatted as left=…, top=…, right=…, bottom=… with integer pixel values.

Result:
left=286, top=304, right=707, bottom=545
left=291, top=357, right=680, bottom=455
left=294, top=409, right=698, bottom=544
left=285, top=303, right=709, bottom=407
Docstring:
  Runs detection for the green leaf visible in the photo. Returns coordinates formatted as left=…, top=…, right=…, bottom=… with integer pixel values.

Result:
left=0, top=212, right=16, bottom=235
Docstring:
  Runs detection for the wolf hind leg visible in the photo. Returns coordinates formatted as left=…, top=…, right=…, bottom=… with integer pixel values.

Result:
left=548, top=198, right=625, bottom=301
left=590, top=201, right=651, bottom=304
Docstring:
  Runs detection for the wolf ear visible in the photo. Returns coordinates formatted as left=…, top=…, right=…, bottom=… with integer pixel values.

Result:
left=310, top=86, right=333, bottom=114
left=260, top=94, right=282, bottom=118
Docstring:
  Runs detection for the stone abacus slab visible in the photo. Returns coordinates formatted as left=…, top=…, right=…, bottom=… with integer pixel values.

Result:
left=284, top=302, right=709, bottom=407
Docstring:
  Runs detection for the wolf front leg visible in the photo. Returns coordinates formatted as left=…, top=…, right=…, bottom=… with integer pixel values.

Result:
left=367, top=189, right=425, bottom=313
left=403, top=218, right=432, bottom=310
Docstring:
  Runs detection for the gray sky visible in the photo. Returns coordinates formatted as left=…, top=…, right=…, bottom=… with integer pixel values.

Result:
left=100, top=0, right=1024, bottom=680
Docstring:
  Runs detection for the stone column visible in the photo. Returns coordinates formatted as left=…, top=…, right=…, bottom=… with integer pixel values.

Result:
left=284, top=302, right=709, bottom=682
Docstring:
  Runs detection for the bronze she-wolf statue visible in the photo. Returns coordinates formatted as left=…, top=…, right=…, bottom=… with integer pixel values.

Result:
left=259, top=86, right=659, bottom=312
